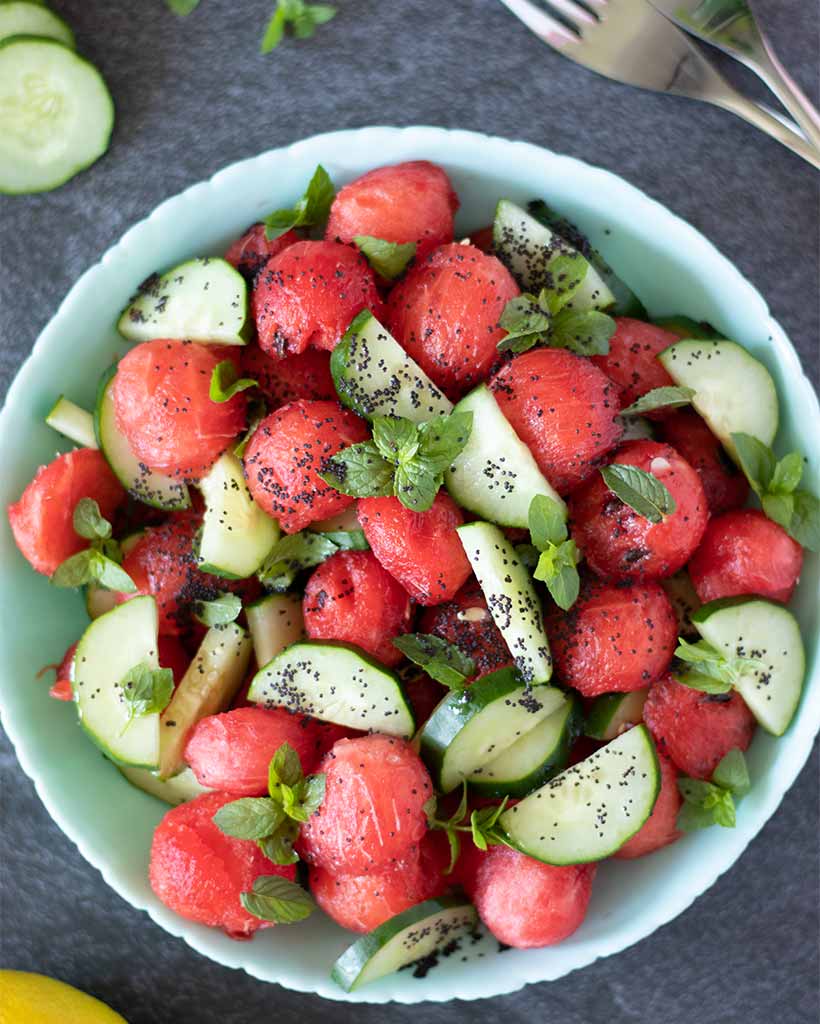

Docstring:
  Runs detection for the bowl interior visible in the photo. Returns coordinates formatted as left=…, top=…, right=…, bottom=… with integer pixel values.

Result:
left=0, top=127, right=817, bottom=1003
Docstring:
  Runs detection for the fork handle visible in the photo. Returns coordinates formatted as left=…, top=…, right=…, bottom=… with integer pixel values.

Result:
left=752, top=42, right=820, bottom=153
left=711, top=91, right=820, bottom=171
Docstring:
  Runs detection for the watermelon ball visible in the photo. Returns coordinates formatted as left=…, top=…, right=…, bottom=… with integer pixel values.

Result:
left=309, top=832, right=448, bottom=933
left=184, top=706, right=323, bottom=796
left=643, top=673, right=756, bottom=780
left=157, top=634, right=191, bottom=684
left=472, top=845, right=596, bottom=948
left=419, top=578, right=513, bottom=679
left=569, top=440, right=709, bottom=581
left=149, top=791, right=297, bottom=938
left=112, top=339, right=246, bottom=480
left=386, top=243, right=520, bottom=399
left=299, top=734, right=433, bottom=875
left=252, top=240, right=383, bottom=357
left=357, top=492, right=472, bottom=606
left=8, top=448, right=125, bottom=576
left=658, top=409, right=749, bottom=516
left=402, top=672, right=448, bottom=729
left=490, top=348, right=623, bottom=494
left=243, top=399, right=369, bottom=534
left=302, top=549, right=412, bottom=667
left=326, top=160, right=459, bottom=262
left=546, top=578, right=678, bottom=698
left=614, top=749, right=682, bottom=859
left=224, top=224, right=300, bottom=280
left=590, top=318, right=678, bottom=406
left=240, top=346, right=335, bottom=409
left=688, top=509, right=803, bottom=605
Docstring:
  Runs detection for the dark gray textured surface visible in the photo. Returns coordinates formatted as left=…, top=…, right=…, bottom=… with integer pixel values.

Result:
left=0, top=1, right=818, bottom=1021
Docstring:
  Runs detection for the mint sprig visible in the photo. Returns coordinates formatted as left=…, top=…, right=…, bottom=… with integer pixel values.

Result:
left=731, top=432, right=818, bottom=551
left=263, top=164, right=335, bottom=239
left=51, top=499, right=136, bottom=592
left=261, top=1, right=337, bottom=54
left=73, top=497, right=113, bottom=540
left=426, top=784, right=511, bottom=873
left=620, top=386, right=695, bottom=417
left=165, top=0, right=201, bottom=14
left=392, top=634, right=475, bottom=688
left=210, top=361, right=258, bottom=403
left=677, top=748, right=750, bottom=831
left=194, top=592, right=242, bottom=627
left=527, top=494, right=580, bottom=611
left=674, top=636, right=762, bottom=695
left=119, top=662, right=174, bottom=730
left=257, top=527, right=368, bottom=591
left=600, top=463, right=676, bottom=524
left=319, top=412, right=473, bottom=513
left=354, top=236, right=416, bottom=279
left=240, top=874, right=316, bottom=924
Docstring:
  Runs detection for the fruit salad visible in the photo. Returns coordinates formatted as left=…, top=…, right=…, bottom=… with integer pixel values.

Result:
left=8, top=159, right=817, bottom=992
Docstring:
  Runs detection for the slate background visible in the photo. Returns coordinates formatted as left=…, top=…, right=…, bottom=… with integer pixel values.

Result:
left=0, top=1, right=818, bottom=1021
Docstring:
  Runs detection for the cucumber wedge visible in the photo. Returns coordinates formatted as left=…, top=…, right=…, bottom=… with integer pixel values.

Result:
left=692, top=597, right=806, bottom=736
left=457, top=521, right=552, bottom=684
left=118, top=764, right=212, bottom=806
left=248, top=641, right=415, bottom=738
left=658, top=340, right=778, bottom=460
left=499, top=725, right=660, bottom=864
left=118, top=257, right=250, bottom=346
left=493, top=199, right=615, bottom=311
left=196, top=451, right=279, bottom=578
left=157, top=622, right=252, bottom=778
left=468, top=691, right=581, bottom=798
left=445, top=385, right=564, bottom=528
left=331, top=896, right=478, bottom=992
left=584, top=688, right=648, bottom=742
left=420, top=667, right=566, bottom=793
left=45, top=396, right=97, bottom=448
left=0, top=37, right=113, bottom=195
left=73, top=596, right=163, bottom=768
left=330, top=310, right=452, bottom=423
left=0, top=5, right=75, bottom=48
left=245, top=593, right=305, bottom=668
left=94, top=365, right=190, bottom=511
left=653, top=316, right=719, bottom=340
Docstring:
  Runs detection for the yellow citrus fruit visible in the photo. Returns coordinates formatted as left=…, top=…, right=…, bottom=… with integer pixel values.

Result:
left=0, top=971, right=127, bottom=1024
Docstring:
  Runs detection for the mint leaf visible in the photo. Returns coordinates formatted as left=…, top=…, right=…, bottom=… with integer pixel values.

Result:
left=600, top=464, right=676, bottom=523
left=298, top=773, right=326, bottom=817
left=677, top=777, right=737, bottom=831
left=676, top=800, right=719, bottom=831
left=50, top=549, right=136, bottom=592
left=416, top=412, right=473, bottom=473
left=675, top=636, right=762, bottom=688
left=119, top=662, right=174, bottom=726
left=318, top=441, right=394, bottom=498
left=675, top=670, right=733, bottom=695
left=354, top=236, right=416, bottom=279
left=769, top=452, right=803, bottom=494
left=240, top=875, right=316, bottom=924
left=498, top=292, right=551, bottom=354
left=213, top=798, right=285, bottom=840
left=731, top=432, right=775, bottom=496
left=257, top=528, right=368, bottom=590
left=166, top=0, right=201, bottom=14
left=263, top=164, right=335, bottom=238
left=550, top=309, right=615, bottom=357
left=712, top=748, right=750, bottom=796
left=194, top=592, right=242, bottom=627
left=543, top=252, right=588, bottom=314
left=261, top=2, right=337, bottom=53
left=393, top=459, right=440, bottom=512
left=210, top=360, right=257, bottom=403
left=761, top=492, right=794, bottom=531
left=372, top=416, right=419, bottom=463
left=269, top=742, right=304, bottom=791
left=528, top=494, right=567, bottom=550
left=620, top=386, right=695, bottom=417
left=534, top=540, right=581, bottom=611
left=443, top=828, right=461, bottom=875
left=320, top=529, right=368, bottom=551
left=73, top=498, right=112, bottom=541
left=392, top=633, right=475, bottom=688
left=259, top=822, right=300, bottom=865
left=788, top=491, right=820, bottom=551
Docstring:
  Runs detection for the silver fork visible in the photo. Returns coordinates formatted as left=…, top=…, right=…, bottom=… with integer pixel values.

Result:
left=498, top=0, right=820, bottom=170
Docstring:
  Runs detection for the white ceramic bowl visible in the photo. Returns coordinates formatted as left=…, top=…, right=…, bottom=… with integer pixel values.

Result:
left=1, top=127, right=818, bottom=1003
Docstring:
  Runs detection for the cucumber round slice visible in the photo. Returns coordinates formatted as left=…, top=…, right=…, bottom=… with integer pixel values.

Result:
left=499, top=725, right=660, bottom=864
left=117, top=257, right=250, bottom=346
left=118, top=764, right=212, bottom=806
left=0, top=5, right=75, bottom=48
left=94, top=365, right=190, bottom=511
left=331, top=896, right=478, bottom=992
left=584, top=688, right=648, bottom=742
left=658, top=339, right=778, bottom=460
left=445, top=384, right=565, bottom=528
left=73, top=595, right=162, bottom=768
left=468, top=691, right=581, bottom=798
left=45, top=395, right=97, bottom=448
left=245, top=593, right=305, bottom=668
left=692, top=597, right=805, bottom=736
left=0, top=36, right=113, bottom=195
left=248, top=641, right=415, bottom=738
left=420, top=666, right=566, bottom=793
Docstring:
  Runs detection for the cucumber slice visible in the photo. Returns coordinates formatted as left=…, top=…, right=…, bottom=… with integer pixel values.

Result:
left=117, top=257, right=250, bottom=346
left=457, top=521, right=552, bottom=684
left=157, top=622, right=252, bottom=778
left=584, top=688, right=648, bottom=742
left=73, top=595, right=162, bottom=768
left=247, top=641, right=415, bottom=738
left=45, top=395, right=97, bottom=448
left=444, top=384, right=564, bottom=528
left=118, top=764, right=212, bottom=806
left=245, top=593, right=305, bottom=668
left=692, top=597, right=806, bottom=736
left=658, top=340, right=778, bottom=460
left=331, top=896, right=478, bottom=992
left=653, top=316, right=719, bottom=340
left=0, top=4, right=75, bottom=47
left=84, top=531, right=144, bottom=620
left=468, top=691, right=581, bottom=798
left=0, top=37, right=113, bottom=195
left=330, top=310, right=452, bottom=423
left=661, top=570, right=700, bottom=639
left=493, top=200, right=615, bottom=311
left=499, top=725, right=660, bottom=864
left=196, top=451, right=279, bottom=579
left=420, top=666, right=566, bottom=793
left=94, top=365, right=190, bottom=511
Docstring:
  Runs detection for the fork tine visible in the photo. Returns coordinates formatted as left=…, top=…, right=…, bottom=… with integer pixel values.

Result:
left=544, top=0, right=598, bottom=28
left=498, top=0, right=578, bottom=46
